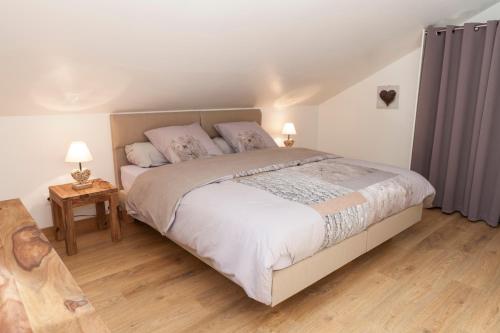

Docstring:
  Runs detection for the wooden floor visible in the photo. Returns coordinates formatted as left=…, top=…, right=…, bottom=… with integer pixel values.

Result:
left=52, top=209, right=500, bottom=333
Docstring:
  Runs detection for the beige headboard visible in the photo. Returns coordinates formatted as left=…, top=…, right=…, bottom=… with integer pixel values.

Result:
left=110, top=109, right=262, bottom=189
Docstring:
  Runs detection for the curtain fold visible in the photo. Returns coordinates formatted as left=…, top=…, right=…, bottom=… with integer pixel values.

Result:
left=411, top=21, right=500, bottom=227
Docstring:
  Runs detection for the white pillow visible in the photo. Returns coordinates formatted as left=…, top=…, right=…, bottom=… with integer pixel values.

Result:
left=145, top=123, right=223, bottom=163
left=212, top=137, right=235, bottom=154
left=125, top=142, right=168, bottom=168
left=214, top=121, right=278, bottom=153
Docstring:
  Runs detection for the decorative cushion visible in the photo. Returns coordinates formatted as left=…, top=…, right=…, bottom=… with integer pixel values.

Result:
left=214, top=121, right=278, bottom=153
left=145, top=123, right=223, bottom=163
left=125, top=142, right=168, bottom=168
left=212, top=137, right=235, bottom=154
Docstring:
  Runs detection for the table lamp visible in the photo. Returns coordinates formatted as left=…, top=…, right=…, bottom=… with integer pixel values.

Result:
left=65, top=141, right=93, bottom=190
left=282, top=122, right=296, bottom=147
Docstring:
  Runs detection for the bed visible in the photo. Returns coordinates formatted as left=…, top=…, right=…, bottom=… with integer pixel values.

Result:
left=110, top=109, right=435, bottom=306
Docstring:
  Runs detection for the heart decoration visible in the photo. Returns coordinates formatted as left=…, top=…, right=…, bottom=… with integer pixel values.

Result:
left=71, top=168, right=91, bottom=184
left=379, top=89, right=397, bottom=106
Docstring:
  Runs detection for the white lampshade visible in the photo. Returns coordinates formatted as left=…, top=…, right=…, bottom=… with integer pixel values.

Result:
left=281, top=122, right=297, bottom=135
left=65, top=141, right=93, bottom=163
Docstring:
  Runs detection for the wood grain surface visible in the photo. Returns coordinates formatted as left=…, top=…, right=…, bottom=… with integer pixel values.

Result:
left=49, top=179, right=116, bottom=201
left=0, top=199, right=110, bottom=333
left=52, top=208, right=500, bottom=333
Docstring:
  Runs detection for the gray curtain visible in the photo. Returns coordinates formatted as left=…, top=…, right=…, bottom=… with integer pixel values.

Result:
left=411, top=21, right=500, bottom=227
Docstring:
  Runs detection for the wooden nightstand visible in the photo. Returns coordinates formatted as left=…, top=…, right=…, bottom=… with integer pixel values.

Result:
left=49, top=179, right=122, bottom=255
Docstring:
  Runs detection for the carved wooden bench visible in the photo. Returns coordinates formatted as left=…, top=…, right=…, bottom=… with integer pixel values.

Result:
left=0, top=199, right=109, bottom=333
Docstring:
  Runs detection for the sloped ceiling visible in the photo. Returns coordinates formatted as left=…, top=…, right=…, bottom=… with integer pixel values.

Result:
left=1, top=0, right=498, bottom=115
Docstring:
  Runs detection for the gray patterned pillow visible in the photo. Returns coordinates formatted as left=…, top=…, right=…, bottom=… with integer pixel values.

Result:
left=145, top=123, right=223, bottom=163
left=213, top=122, right=278, bottom=153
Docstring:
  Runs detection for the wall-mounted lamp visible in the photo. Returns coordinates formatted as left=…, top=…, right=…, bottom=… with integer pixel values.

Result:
left=281, top=122, right=296, bottom=147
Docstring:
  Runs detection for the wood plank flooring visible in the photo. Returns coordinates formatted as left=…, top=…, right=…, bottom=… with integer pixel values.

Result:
left=51, top=209, right=500, bottom=333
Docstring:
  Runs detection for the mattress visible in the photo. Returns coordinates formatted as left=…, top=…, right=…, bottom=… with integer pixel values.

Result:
left=121, top=165, right=150, bottom=192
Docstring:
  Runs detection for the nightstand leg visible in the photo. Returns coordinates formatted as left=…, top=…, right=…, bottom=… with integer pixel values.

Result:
left=96, top=201, right=107, bottom=230
left=55, top=204, right=65, bottom=241
left=63, top=200, right=77, bottom=255
left=109, top=193, right=122, bottom=242
left=50, top=199, right=65, bottom=241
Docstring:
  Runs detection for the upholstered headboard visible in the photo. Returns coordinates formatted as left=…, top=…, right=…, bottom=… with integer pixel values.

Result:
left=110, top=109, right=262, bottom=189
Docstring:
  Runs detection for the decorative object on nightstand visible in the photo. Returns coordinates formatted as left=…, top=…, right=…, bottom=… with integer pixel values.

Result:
left=65, top=141, right=93, bottom=190
left=49, top=179, right=121, bottom=255
left=282, top=122, right=296, bottom=147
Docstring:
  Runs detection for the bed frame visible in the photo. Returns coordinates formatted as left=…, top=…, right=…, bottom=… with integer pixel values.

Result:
left=110, top=108, right=423, bottom=307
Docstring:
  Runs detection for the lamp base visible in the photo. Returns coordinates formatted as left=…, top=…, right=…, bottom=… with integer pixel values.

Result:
left=284, top=138, right=295, bottom=147
left=70, top=167, right=92, bottom=190
left=72, top=182, right=93, bottom=190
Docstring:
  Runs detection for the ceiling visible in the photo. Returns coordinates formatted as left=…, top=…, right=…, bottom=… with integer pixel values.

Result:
left=1, top=0, right=497, bottom=116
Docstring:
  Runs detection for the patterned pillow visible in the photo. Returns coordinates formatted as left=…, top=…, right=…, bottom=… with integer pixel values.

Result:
left=213, top=122, right=278, bottom=153
left=145, top=123, right=223, bottom=163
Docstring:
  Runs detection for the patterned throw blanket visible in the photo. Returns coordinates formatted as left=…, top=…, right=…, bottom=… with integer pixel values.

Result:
left=234, top=158, right=431, bottom=249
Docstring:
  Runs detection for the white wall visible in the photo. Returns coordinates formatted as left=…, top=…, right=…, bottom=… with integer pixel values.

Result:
left=0, top=107, right=317, bottom=228
left=317, top=1, right=500, bottom=168
left=318, top=49, right=421, bottom=168
left=0, top=114, right=115, bottom=228
left=262, top=105, right=318, bottom=149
